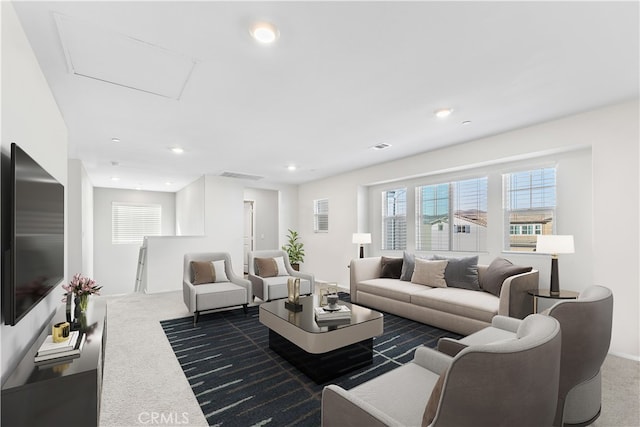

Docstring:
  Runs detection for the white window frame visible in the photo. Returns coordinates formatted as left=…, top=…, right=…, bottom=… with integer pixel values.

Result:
left=112, top=202, right=162, bottom=245
left=382, top=188, right=407, bottom=250
left=503, top=167, right=556, bottom=251
left=416, top=177, right=488, bottom=252
left=313, top=198, right=329, bottom=233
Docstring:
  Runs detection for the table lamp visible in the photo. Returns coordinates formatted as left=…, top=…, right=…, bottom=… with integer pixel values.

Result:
left=536, top=235, right=574, bottom=296
left=352, top=233, right=371, bottom=258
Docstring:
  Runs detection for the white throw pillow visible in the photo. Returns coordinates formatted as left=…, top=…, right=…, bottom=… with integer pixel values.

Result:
left=211, top=260, right=229, bottom=282
left=411, top=258, right=448, bottom=288
left=274, top=256, right=289, bottom=276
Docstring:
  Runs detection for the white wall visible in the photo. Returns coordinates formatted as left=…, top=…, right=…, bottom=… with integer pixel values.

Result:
left=244, top=187, right=279, bottom=251
left=298, top=100, right=639, bottom=359
left=145, top=177, right=298, bottom=293
left=68, top=159, right=94, bottom=278
left=1, top=2, right=69, bottom=377
left=93, top=188, right=175, bottom=295
left=176, top=175, right=205, bottom=236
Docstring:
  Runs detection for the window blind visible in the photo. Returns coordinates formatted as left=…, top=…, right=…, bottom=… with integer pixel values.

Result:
left=382, top=188, right=407, bottom=250
left=112, top=202, right=162, bottom=245
left=416, top=177, right=487, bottom=252
left=503, top=167, right=556, bottom=251
left=314, top=198, right=329, bottom=232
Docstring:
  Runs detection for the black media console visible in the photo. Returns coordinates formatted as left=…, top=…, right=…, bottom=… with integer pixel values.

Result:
left=2, top=298, right=107, bottom=427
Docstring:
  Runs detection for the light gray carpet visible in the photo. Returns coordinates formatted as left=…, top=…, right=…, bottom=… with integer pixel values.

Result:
left=100, top=291, right=640, bottom=427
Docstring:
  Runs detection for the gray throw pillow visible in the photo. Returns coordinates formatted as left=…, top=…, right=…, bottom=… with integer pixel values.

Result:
left=381, top=256, right=403, bottom=279
left=432, top=255, right=480, bottom=290
left=481, top=257, right=533, bottom=297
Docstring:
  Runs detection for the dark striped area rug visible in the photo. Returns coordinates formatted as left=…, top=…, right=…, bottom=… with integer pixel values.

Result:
left=160, top=294, right=461, bottom=426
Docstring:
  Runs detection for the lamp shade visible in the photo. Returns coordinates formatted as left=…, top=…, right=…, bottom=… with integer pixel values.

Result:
left=536, top=235, right=575, bottom=255
left=352, top=233, right=372, bottom=245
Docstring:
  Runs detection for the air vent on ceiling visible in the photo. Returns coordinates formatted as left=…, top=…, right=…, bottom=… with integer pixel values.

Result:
left=220, top=171, right=264, bottom=181
left=371, top=143, right=392, bottom=150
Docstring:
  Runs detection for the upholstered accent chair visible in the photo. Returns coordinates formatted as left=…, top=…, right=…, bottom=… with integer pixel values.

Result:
left=322, top=314, right=562, bottom=427
left=247, top=250, right=314, bottom=302
left=438, top=285, right=613, bottom=427
left=183, top=252, right=252, bottom=325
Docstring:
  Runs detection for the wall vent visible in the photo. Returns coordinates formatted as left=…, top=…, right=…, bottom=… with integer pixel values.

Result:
left=220, top=171, right=264, bottom=181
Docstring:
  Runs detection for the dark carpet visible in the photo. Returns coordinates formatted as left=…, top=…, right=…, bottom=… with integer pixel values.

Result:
left=160, top=294, right=462, bottom=427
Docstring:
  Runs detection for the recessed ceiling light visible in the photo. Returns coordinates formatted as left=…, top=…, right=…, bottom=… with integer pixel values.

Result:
left=250, top=22, right=279, bottom=44
left=110, top=176, right=120, bottom=181
left=435, top=108, right=453, bottom=119
left=287, top=165, right=297, bottom=171
left=111, top=137, right=121, bottom=143
left=371, top=143, right=392, bottom=150
left=165, top=181, right=172, bottom=186
left=170, top=147, right=184, bottom=154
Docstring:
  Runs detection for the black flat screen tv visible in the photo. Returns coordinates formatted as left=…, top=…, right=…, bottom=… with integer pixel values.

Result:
left=4, top=143, right=64, bottom=326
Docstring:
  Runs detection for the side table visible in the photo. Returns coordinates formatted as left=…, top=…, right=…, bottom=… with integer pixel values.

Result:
left=528, top=289, right=579, bottom=313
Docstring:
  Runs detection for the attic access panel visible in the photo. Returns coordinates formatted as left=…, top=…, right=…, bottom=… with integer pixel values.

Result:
left=55, top=13, right=196, bottom=99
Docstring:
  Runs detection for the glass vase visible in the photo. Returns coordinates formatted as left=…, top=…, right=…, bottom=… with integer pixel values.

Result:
left=78, top=294, right=89, bottom=312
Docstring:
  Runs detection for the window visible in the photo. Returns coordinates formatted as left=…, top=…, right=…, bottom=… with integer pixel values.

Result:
left=112, top=202, right=162, bottom=244
left=416, top=177, right=487, bottom=252
left=503, top=167, right=556, bottom=251
left=382, top=188, right=407, bottom=250
left=314, top=198, right=329, bottom=232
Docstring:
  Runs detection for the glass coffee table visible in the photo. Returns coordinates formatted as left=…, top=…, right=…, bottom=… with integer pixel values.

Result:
left=259, top=294, right=383, bottom=384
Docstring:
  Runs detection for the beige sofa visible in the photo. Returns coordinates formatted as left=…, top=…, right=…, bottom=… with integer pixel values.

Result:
left=349, top=256, right=539, bottom=335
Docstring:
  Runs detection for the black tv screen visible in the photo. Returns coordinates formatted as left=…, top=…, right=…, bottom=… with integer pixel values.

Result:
left=5, top=143, right=64, bottom=325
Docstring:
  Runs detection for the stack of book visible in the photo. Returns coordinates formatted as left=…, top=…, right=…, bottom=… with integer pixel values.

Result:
left=34, top=331, right=85, bottom=363
left=314, top=305, right=351, bottom=322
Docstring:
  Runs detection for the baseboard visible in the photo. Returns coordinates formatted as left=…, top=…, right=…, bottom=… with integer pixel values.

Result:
left=608, top=350, right=640, bottom=362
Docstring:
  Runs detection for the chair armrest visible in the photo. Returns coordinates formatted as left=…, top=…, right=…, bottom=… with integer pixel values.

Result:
left=229, top=275, right=252, bottom=304
left=183, top=281, right=197, bottom=313
left=321, top=385, right=399, bottom=427
left=248, top=274, right=265, bottom=301
left=491, top=315, right=522, bottom=333
left=437, top=338, right=468, bottom=357
left=349, top=257, right=382, bottom=303
left=412, top=346, right=453, bottom=375
left=498, top=270, right=539, bottom=319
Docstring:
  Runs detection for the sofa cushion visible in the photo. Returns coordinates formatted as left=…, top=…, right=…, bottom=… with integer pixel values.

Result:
left=358, top=278, right=429, bottom=303
left=433, top=255, right=480, bottom=290
left=262, top=276, right=312, bottom=300
left=381, top=256, right=403, bottom=279
left=255, top=257, right=278, bottom=278
left=400, top=251, right=433, bottom=281
left=411, top=258, right=448, bottom=288
left=411, top=288, right=499, bottom=323
left=481, top=257, right=533, bottom=296
left=195, top=282, right=246, bottom=310
left=351, top=361, right=441, bottom=427
left=191, top=261, right=215, bottom=285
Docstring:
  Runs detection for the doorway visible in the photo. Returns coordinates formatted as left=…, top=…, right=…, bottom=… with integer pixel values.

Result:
left=243, top=200, right=255, bottom=273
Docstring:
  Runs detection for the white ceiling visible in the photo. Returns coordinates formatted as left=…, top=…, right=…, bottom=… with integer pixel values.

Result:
left=12, top=1, right=639, bottom=192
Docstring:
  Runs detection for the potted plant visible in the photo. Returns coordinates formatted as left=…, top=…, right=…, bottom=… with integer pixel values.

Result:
left=282, top=229, right=305, bottom=271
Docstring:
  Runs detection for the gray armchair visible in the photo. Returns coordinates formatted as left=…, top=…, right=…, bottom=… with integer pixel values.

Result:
left=247, top=250, right=314, bottom=301
left=322, top=314, right=562, bottom=427
left=183, top=252, right=252, bottom=325
left=438, top=285, right=613, bottom=426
